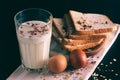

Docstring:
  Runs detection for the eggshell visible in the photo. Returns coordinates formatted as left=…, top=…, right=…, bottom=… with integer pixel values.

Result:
left=69, top=49, right=87, bottom=69
left=48, top=54, right=67, bottom=73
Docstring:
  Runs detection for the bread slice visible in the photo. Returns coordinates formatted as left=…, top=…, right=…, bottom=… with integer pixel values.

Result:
left=69, top=34, right=108, bottom=40
left=64, top=38, right=104, bottom=52
left=53, top=18, right=67, bottom=38
left=52, top=25, right=62, bottom=44
left=64, top=14, right=76, bottom=36
left=63, top=38, right=104, bottom=46
left=64, top=14, right=111, bottom=39
left=69, top=10, right=117, bottom=35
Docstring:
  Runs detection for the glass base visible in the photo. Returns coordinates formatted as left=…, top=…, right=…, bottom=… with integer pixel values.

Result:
left=22, top=64, right=43, bottom=72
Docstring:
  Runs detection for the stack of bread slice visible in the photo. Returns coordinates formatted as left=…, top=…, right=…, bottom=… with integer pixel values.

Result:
left=52, top=10, right=117, bottom=52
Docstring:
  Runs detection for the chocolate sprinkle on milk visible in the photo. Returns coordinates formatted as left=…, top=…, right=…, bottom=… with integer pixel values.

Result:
left=18, top=21, right=50, bottom=38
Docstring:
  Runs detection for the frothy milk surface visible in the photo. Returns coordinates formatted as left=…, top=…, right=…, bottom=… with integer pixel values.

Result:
left=18, top=21, right=50, bottom=38
left=17, top=21, right=52, bottom=69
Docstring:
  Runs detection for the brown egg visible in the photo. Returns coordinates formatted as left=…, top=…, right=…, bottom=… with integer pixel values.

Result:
left=69, top=49, right=87, bottom=69
left=48, top=54, right=67, bottom=73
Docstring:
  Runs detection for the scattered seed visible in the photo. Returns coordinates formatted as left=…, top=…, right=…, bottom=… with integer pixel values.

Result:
left=93, top=76, right=97, bottom=80
left=105, top=65, right=108, bottom=67
left=109, top=62, right=112, bottom=64
left=105, top=70, right=107, bottom=72
left=102, top=75, right=106, bottom=78
left=92, top=73, right=98, bottom=77
left=54, top=74, right=59, bottom=78
left=91, top=61, right=96, bottom=64
left=113, top=58, right=117, bottom=62
left=97, top=56, right=99, bottom=58
left=111, top=70, right=114, bottom=72
left=75, top=71, right=81, bottom=75
left=63, top=76, right=67, bottom=79
left=65, top=74, right=71, bottom=78
left=101, top=63, right=103, bottom=65
left=79, top=76, right=83, bottom=80
left=115, top=73, right=118, bottom=76
left=100, top=75, right=103, bottom=77
left=105, top=21, right=108, bottom=24
left=31, top=23, right=34, bottom=27
left=26, top=22, right=30, bottom=25
left=20, top=30, right=23, bottom=34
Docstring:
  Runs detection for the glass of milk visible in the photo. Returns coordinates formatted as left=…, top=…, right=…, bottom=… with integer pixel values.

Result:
left=14, top=8, right=53, bottom=72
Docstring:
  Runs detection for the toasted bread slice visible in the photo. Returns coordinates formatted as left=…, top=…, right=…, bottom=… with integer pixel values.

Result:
left=69, top=33, right=111, bottom=40
left=63, top=38, right=104, bottom=46
left=69, top=10, right=117, bottom=35
left=64, top=38, right=104, bottom=52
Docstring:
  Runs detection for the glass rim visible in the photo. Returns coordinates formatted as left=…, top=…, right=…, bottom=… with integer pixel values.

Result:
left=14, top=8, right=53, bottom=22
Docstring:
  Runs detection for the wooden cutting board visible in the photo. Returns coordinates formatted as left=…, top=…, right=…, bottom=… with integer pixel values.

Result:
left=7, top=25, right=120, bottom=80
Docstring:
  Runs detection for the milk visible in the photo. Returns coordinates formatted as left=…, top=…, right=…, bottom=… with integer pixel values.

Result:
left=17, top=21, right=52, bottom=69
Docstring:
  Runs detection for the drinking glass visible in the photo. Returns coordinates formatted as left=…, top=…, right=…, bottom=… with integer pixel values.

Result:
left=14, top=8, right=53, bottom=72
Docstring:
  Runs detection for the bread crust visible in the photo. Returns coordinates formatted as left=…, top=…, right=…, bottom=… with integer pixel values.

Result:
left=76, top=26, right=117, bottom=34
left=69, top=34, right=107, bottom=40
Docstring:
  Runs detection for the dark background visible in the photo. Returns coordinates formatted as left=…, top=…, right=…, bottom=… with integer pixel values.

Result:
left=0, top=0, right=120, bottom=80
